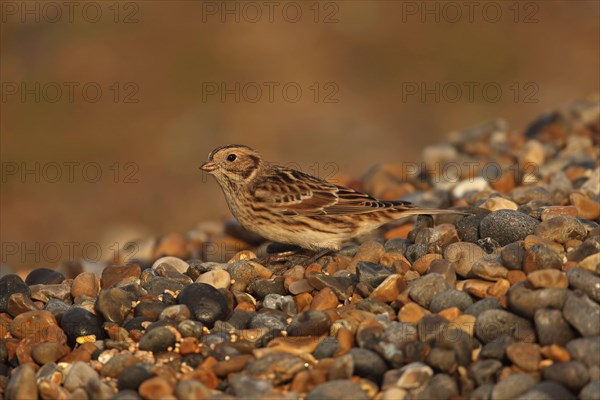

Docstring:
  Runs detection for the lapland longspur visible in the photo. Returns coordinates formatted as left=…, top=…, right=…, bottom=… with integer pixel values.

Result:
left=201, top=145, right=464, bottom=252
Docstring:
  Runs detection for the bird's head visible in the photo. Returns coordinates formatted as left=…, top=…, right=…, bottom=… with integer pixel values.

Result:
left=201, top=144, right=263, bottom=185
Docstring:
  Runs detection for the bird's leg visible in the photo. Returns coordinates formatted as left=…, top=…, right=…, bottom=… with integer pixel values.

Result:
left=301, top=248, right=334, bottom=266
left=263, top=249, right=302, bottom=264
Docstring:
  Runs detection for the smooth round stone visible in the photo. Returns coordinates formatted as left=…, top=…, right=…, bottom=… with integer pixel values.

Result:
left=580, top=380, right=600, bottom=400
left=425, top=347, right=456, bottom=372
left=469, top=359, right=503, bottom=386
left=177, top=320, right=204, bottom=339
left=480, top=334, right=514, bottom=360
left=542, top=361, right=589, bottom=392
left=71, top=272, right=100, bottom=298
left=475, top=309, right=535, bottom=343
left=515, top=381, right=575, bottom=400
left=535, top=216, right=587, bottom=244
left=0, top=274, right=31, bottom=313
left=307, top=380, right=369, bottom=400
left=31, top=342, right=69, bottom=364
left=144, top=277, right=185, bottom=296
left=396, top=362, right=434, bottom=389
left=139, top=376, right=174, bottom=399
left=113, top=390, right=143, bottom=400
left=491, top=374, right=537, bottom=400
left=246, top=353, right=306, bottom=385
left=95, top=288, right=135, bottom=324
left=10, top=310, right=62, bottom=341
left=134, top=301, right=166, bottom=321
left=444, top=242, right=487, bottom=277
left=117, top=363, right=154, bottom=391
left=100, top=353, right=141, bottom=378
left=567, top=337, right=600, bottom=369
left=479, top=210, right=540, bottom=246
left=178, top=283, right=228, bottom=328
left=60, top=307, right=105, bottom=346
left=5, top=364, right=38, bottom=400
left=228, top=373, right=274, bottom=397
left=523, top=244, right=563, bottom=273
left=566, top=238, right=600, bottom=262
left=534, top=309, right=575, bottom=346
left=507, top=283, right=567, bottom=319
left=526, top=269, right=568, bottom=289
left=287, top=310, right=331, bottom=336
left=500, top=242, right=526, bottom=270
left=227, top=261, right=258, bottom=292
left=464, top=297, right=502, bottom=317
left=25, top=268, right=65, bottom=285
left=152, top=256, right=189, bottom=274
left=567, top=268, right=600, bottom=303
left=408, top=273, right=451, bottom=308
left=139, top=326, right=176, bottom=353
left=196, top=269, right=231, bottom=289
left=417, top=373, right=459, bottom=400
left=471, top=255, right=509, bottom=281
left=63, top=361, right=100, bottom=391
left=313, top=337, right=339, bottom=359
left=159, top=304, right=191, bottom=322
left=506, top=343, right=541, bottom=371
left=356, top=261, right=393, bottom=288
left=349, top=348, right=387, bottom=384
left=350, top=241, right=385, bottom=269
left=563, top=290, right=600, bottom=336
left=174, top=379, right=212, bottom=399
left=248, top=311, right=287, bottom=332
left=429, top=289, right=473, bottom=313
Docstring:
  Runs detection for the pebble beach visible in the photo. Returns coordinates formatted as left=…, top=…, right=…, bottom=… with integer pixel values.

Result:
left=1, top=97, right=599, bottom=400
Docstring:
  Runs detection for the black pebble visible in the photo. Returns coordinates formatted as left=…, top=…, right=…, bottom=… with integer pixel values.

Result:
left=60, top=307, right=105, bottom=347
left=178, top=283, right=228, bottom=328
left=25, top=268, right=65, bottom=285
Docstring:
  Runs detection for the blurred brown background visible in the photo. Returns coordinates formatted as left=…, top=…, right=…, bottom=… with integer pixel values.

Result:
left=1, top=1, right=599, bottom=269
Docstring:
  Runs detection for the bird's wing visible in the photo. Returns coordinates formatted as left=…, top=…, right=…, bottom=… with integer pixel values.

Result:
left=252, top=167, right=412, bottom=216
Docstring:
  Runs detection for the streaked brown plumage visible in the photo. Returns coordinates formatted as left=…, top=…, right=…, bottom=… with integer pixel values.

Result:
left=201, top=145, right=462, bottom=251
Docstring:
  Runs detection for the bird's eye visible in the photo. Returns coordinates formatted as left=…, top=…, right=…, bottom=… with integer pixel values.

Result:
left=227, top=154, right=237, bottom=162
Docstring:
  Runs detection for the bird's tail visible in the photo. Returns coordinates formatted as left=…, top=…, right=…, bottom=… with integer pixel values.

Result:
left=390, top=202, right=469, bottom=218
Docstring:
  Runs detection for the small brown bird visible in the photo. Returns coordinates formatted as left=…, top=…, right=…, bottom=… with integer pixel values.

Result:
left=201, top=145, right=462, bottom=253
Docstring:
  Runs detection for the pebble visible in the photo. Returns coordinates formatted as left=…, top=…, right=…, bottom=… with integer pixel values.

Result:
left=570, top=192, right=600, bottom=219
left=31, top=342, right=69, bottom=364
left=581, top=380, right=600, bottom=400
left=526, top=269, right=568, bottom=289
left=64, top=361, right=100, bottom=391
left=25, top=268, right=65, bottom=285
left=5, top=364, right=38, bottom=399
left=0, top=274, right=31, bottom=313
left=95, top=287, right=135, bottom=324
left=307, top=380, right=369, bottom=400
left=566, top=267, right=600, bottom=302
left=350, top=348, right=388, bottom=384
left=178, top=283, right=228, bottom=328
left=408, top=273, right=451, bottom=308
left=534, top=308, right=575, bottom=346
left=444, top=242, right=487, bottom=277
left=429, top=289, right=473, bottom=313
left=152, top=255, right=190, bottom=274
left=535, top=215, right=587, bottom=244
left=507, top=283, right=567, bottom=319
left=491, top=374, right=537, bottom=400
left=60, top=307, right=105, bottom=346
left=479, top=210, right=540, bottom=246
left=101, top=264, right=141, bottom=289
left=196, top=269, right=231, bottom=289
left=287, top=310, right=331, bottom=336
left=471, top=255, right=509, bottom=281
left=506, top=342, right=541, bottom=371
left=542, top=361, right=590, bottom=392
left=138, top=376, right=174, bottom=399
left=71, top=272, right=101, bottom=298
left=562, top=290, right=600, bottom=336
left=515, top=381, right=575, bottom=400
left=356, top=261, right=393, bottom=288
left=245, top=353, right=306, bottom=384
left=566, top=337, right=600, bottom=369
left=475, top=309, right=535, bottom=343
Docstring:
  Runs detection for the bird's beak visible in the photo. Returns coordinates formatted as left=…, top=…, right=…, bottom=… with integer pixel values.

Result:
left=200, top=161, right=217, bottom=173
